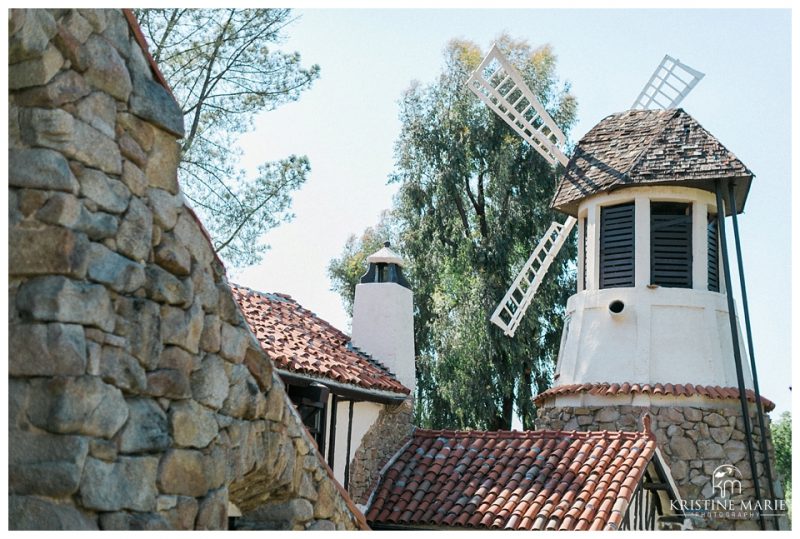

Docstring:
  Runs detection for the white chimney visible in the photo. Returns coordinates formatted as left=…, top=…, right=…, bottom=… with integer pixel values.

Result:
left=351, top=242, right=415, bottom=393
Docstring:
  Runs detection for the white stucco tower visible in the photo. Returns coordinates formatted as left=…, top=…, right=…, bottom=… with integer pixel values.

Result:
left=541, top=109, right=759, bottom=403
left=351, top=243, right=415, bottom=393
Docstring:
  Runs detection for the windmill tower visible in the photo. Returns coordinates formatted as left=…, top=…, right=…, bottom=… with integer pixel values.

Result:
left=466, top=46, right=783, bottom=530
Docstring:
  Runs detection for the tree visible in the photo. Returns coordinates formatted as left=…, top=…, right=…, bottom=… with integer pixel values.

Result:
left=136, top=9, right=320, bottom=266
left=329, top=36, right=577, bottom=430
left=327, top=210, right=400, bottom=319
left=772, top=411, right=791, bottom=512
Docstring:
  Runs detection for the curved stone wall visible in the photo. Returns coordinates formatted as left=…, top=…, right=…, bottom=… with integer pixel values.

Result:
left=9, top=8, right=365, bottom=530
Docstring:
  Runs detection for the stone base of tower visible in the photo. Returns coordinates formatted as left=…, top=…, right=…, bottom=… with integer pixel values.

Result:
left=536, top=402, right=787, bottom=530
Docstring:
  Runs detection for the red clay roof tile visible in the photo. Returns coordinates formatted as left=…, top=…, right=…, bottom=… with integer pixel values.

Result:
left=232, top=284, right=410, bottom=396
left=366, top=428, right=657, bottom=531
left=534, top=382, right=774, bottom=411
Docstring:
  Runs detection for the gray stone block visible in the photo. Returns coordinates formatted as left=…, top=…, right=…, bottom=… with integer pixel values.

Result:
left=147, top=188, right=182, bottom=230
left=28, top=375, right=128, bottom=438
left=119, top=398, right=170, bottom=454
left=9, top=44, right=63, bottom=89
left=8, top=147, right=79, bottom=193
left=195, top=487, right=228, bottom=530
left=14, top=70, right=91, bottom=107
left=99, top=511, right=170, bottom=530
left=114, top=296, right=162, bottom=370
left=79, top=456, right=158, bottom=512
left=161, top=302, right=203, bottom=354
left=145, top=264, right=192, bottom=305
left=20, top=107, right=122, bottom=174
left=9, top=224, right=89, bottom=278
left=9, top=495, right=97, bottom=530
left=9, top=430, right=89, bottom=496
left=116, top=197, right=153, bottom=261
left=219, top=322, right=249, bottom=363
left=75, top=206, right=119, bottom=240
left=191, top=354, right=229, bottom=409
left=9, top=322, right=86, bottom=376
left=78, top=167, right=131, bottom=214
left=99, top=345, right=147, bottom=393
left=16, top=275, right=115, bottom=331
left=158, top=448, right=209, bottom=497
left=170, top=400, right=219, bottom=449
left=9, top=9, right=57, bottom=64
left=129, top=71, right=185, bottom=138
left=36, top=192, right=82, bottom=227
left=76, top=91, right=117, bottom=137
left=87, top=242, right=145, bottom=293
left=82, top=34, right=132, bottom=101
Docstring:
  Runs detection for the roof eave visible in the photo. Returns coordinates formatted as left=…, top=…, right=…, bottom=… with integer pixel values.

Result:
left=277, top=369, right=410, bottom=404
left=551, top=173, right=754, bottom=217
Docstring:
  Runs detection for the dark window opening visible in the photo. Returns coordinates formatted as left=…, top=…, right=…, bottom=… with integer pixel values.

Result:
left=582, top=216, right=588, bottom=290
left=650, top=202, right=692, bottom=288
left=600, top=203, right=635, bottom=289
left=287, top=383, right=329, bottom=456
left=707, top=215, right=720, bottom=292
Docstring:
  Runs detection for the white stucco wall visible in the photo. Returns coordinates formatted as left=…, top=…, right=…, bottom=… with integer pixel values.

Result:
left=555, top=186, right=753, bottom=389
left=325, top=398, right=382, bottom=486
left=351, top=282, right=415, bottom=393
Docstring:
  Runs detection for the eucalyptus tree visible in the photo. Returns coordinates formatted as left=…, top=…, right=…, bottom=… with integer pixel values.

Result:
left=136, top=9, right=320, bottom=266
left=330, top=36, right=577, bottom=430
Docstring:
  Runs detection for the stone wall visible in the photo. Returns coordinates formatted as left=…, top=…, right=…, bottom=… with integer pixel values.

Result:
left=348, top=398, right=415, bottom=504
left=536, top=403, right=784, bottom=530
left=8, top=8, right=365, bottom=530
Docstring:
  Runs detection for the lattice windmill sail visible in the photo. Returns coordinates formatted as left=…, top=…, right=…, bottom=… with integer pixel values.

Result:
left=466, top=44, right=576, bottom=337
left=631, top=54, right=705, bottom=110
left=466, top=45, right=704, bottom=337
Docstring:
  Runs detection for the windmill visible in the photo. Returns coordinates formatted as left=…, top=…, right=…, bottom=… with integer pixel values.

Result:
left=465, top=46, right=704, bottom=338
left=466, top=45, right=781, bottom=530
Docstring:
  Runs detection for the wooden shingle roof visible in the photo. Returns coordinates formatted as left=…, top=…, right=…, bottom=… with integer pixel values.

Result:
left=551, top=109, right=753, bottom=216
left=366, top=427, right=661, bottom=531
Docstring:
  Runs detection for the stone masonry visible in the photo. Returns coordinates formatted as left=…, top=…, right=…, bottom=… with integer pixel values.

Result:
left=9, top=8, right=366, bottom=530
left=349, top=398, right=415, bottom=505
left=536, top=403, right=784, bottom=531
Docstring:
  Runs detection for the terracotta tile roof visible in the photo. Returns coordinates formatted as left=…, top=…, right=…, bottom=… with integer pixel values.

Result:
left=232, top=284, right=410, bottom=396
left=551, top=109, right=752, bottom=216
left=366, top=427, right=657, bottom=530
left=534, top=382, right=775, bottom=411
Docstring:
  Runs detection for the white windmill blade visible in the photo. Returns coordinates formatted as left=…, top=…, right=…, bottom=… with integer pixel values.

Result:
left=466, top=44, right=569, bottom=167
left=632, top=54, right=705, bottom=110
left=491, top=216, right=577, bottom=337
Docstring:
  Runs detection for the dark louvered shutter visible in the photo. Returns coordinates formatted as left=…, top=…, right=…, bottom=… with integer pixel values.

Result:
left=650, top=202, right=692, bottom=288
left=707, top=216, right=719, bottom=292
left=600, top=203, right=635, bottom=288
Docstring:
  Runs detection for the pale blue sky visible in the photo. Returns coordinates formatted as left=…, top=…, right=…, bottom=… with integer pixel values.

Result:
left=233, top=9, right=792, bottom=415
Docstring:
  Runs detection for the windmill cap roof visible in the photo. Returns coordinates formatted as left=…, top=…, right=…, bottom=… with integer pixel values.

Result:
left=551, top=108, right=753, bottom=216
left=366, top=242, right=405, bottom=267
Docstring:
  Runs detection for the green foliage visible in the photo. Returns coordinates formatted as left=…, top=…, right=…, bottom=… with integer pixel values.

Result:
left=773, top=412, right=791, bottom=500
left=136, top=9, right=320, bottom=266
left=327, top=210, right=400, bottom=318
left=329, top=36, right=577, bottom=431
